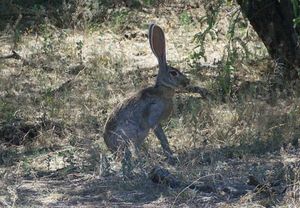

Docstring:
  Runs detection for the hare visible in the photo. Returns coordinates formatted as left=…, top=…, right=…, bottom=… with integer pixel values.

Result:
left=104, top=24, right=189, bottom=164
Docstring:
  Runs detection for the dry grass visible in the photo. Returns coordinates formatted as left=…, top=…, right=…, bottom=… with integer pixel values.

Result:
left=1, top=2, right=300, bottom=207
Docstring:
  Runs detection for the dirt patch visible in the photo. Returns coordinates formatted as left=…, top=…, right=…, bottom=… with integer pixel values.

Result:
left=0, top=149, right=299, bottom=207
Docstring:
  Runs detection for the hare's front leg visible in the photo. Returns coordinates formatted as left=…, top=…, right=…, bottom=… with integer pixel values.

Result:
left=153, top=124, right=177, bottom=164
left=145, top=103, right=177, bottom=163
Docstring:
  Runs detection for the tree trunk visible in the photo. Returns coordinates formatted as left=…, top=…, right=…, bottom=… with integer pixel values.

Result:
left=237, top=0, right=300, bottom=79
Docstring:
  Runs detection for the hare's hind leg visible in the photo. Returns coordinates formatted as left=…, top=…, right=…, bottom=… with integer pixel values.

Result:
left=121, top=146, right=134, bottom=178
left=120, top=141, right=142, bottom=178
left=153, top=124, right=177, bottom=164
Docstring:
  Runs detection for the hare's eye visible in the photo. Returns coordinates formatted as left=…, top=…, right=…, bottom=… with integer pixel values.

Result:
left=170, top=70, right=178, bottom=76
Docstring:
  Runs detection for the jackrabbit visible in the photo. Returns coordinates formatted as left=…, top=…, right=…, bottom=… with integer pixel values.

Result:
left=104, top=24, right=190, bottom=163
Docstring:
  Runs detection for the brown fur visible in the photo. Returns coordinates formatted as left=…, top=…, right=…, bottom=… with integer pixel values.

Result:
left=103, top=24, right=189, bottom=162
left=104, top=85, right=175, bottom=152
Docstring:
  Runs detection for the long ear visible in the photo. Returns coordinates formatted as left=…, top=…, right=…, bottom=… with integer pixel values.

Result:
left=148, top=24, right=167, bottom=67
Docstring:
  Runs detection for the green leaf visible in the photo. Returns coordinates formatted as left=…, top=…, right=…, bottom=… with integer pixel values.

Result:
left=293, top=17, right=300, bottom=27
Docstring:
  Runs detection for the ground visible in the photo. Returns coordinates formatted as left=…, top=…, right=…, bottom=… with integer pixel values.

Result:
left=0, top=1, right=300, bottom=207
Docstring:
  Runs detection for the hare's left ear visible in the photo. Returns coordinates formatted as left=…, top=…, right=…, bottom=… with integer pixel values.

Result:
left=148, top=24, right=167, bottom=68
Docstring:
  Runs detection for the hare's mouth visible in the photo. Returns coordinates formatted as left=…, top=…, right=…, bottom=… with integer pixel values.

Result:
left=176, top=84, right=189, bottom=92
left=181, top=79, right=190, bottom=88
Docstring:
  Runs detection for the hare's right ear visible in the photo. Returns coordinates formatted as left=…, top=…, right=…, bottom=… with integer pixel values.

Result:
left=148, top=24, right=167, bottom=67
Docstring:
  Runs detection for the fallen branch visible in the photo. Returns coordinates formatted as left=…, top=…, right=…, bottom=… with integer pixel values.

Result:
left=149, top=166, right=215, bottom=193
left=0, top=50, right=22, bottom=60
left=0, top=50, right=37, bottom=68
